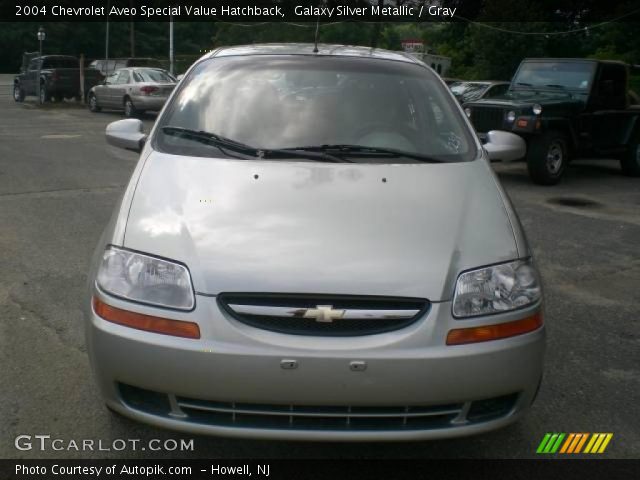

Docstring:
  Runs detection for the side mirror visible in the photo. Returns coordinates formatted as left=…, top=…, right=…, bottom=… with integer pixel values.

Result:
left=483, top=130, right=526, bottom=162
left=106, top=119, right=147, bottom=153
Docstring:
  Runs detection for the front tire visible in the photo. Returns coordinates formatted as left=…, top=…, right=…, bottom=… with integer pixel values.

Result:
left=123, top=97, right=137, bottom=118
left=38, top=82, right=49, bottom=104
left=620, top=141, right=640, bottom=177
left=88, top=93, right=101, bottom=112
left=13, top=84, right=25, bottom=102
left=526, top=131, right=569, bottom=185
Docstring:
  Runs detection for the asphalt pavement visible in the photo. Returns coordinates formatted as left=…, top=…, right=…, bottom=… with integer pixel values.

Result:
left=1, top=81, right=638, bottom=459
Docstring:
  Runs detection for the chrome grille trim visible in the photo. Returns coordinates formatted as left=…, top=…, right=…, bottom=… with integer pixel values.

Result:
left=217, top=293, right=430, bottom=336
left=177, top=400, right=462, bottom=419
left=227, top=304, right=420, bottom=320
left=119, top=384, right=521, bottom=432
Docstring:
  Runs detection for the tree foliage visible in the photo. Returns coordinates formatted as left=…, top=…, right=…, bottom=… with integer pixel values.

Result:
left=1, top=0, right=638, bottom=79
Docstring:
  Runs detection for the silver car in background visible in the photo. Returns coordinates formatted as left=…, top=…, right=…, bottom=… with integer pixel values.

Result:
left=86, top=44, right=543, bottom=441
left=88, top=67, right=176, bottom=117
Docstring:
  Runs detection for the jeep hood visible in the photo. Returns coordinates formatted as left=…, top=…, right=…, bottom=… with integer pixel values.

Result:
left=123, top=152, right=518, bottom=301
left=469, top=89, right=585, bottom=109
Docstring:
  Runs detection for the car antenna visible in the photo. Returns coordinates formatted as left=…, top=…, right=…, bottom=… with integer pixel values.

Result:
left=313, top=16, right=320, bottom=53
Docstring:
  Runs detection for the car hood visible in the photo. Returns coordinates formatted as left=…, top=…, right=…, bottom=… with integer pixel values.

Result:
left=469, top=89, right=585, bottom=109
left=123, top=152, right=518, bottom=301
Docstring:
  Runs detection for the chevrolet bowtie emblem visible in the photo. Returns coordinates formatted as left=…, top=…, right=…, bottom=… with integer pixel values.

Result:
left=303, top=305, right=346, bottom=323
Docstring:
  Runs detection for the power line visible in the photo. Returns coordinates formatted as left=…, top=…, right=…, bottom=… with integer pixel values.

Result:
left=455, top=6, right=640, bottom=36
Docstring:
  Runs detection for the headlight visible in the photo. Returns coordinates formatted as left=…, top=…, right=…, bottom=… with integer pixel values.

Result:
left=453, top=259, right=541, bottom=318
left=506, top=110, right=516, bottom=122
left=96, top=246, right=195, bottom=310
left=532, top=104, right=542, bottom=115
left=464, top=107, right=472, bottom=118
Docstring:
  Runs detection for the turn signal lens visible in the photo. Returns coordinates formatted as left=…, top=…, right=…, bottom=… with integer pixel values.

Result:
left=93, top=297, right=200, bottom=339
left=516, top=118, right=529, bottom=128
left=446, top=313, right=542, bottom=346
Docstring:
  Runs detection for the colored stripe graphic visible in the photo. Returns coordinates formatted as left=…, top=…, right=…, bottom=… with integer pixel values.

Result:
left=536, top=433, right=552, bottom=453
left=597, top=434, right=613, bottom=453
left=567, top=433, right=583, bottom=453
left=539, top=433, right=613, bottom=454
left=560, top=433, right=575, bottom=453
left=574, top=433, right=589, bottom=453
left=550, top=433, right=565, bottom=453
left=585, top=433, right=614, bottom=454
left=584, top=434, right=599, bottom=453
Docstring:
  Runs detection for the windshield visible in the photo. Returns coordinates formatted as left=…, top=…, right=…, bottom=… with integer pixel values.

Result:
left=513, top=61, right=597, bottom=92
left=450, top=82, right=490, bottom=102
left=155, top=55, right=476, bottom=163
left=134, top=68, right=175, bottom=83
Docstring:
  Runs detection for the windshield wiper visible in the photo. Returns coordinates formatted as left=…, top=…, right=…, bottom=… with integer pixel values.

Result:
left=162, top=126, right=259, bottom=157
left=161, top=126, right=349, bottom=163
left=290, top=144, right=445, bottom=163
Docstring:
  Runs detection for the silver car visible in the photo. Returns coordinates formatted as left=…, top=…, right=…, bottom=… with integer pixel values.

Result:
left=88, top=67, right=176, bottom=117
left=86, top=44, right=543, bottom=441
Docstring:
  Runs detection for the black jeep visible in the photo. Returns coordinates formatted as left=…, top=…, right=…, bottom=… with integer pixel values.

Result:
left=463, top=58, right=640, bottom=184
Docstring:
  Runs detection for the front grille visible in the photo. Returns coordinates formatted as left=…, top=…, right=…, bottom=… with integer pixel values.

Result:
left=470, top=106, right=506, bottom=133
left=217, top=293, right=430, bottom=336
left=119, top=384, right=520, bottom=432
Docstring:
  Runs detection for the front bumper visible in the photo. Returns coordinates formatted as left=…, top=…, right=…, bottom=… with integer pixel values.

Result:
left=85, top=292, right=545, bottom=441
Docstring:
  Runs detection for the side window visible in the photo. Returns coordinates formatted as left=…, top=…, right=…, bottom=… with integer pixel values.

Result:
left=595, top=64, right=627, bottom=109
left=115, top=71, right=130, bottom=84
left=28, top=59, right=39, bottom=70
left=104, top=73, right=118, bottom=85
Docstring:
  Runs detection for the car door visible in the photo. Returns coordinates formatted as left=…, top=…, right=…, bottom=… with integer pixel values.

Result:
left=581, top=63, right=629, bottom=151
left=95, top=72, right=118, bottom=107
left=112, top=70, right=131, bottom=109
left=23, top=58, right=40, bottom=95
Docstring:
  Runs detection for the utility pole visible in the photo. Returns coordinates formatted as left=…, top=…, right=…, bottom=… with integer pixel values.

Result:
left=129, top=22, right=135, bottom=56
left=129, top=0, right=135, bottom=56
left=169, top=17, right=174, bottom=75
left=105, top=0, right=110, bottom=75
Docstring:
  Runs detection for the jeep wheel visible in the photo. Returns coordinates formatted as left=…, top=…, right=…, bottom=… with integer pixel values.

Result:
left=88, top=93, right=101, bottom=113
left=526, top=132, right=568, bottom=185
left=620, top=142, right=640, bottom=177
left=13, top=84, right=25, bottom=102
left=124, top=97, right=137, bottom=118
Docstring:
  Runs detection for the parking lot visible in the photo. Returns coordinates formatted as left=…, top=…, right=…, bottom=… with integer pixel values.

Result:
left=1, top=76, right=638, bottom=459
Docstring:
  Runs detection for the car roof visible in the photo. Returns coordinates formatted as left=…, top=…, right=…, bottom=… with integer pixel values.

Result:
left=207, top=43, right=421, bottom=65
left=522, top=57, right=627, bottom=66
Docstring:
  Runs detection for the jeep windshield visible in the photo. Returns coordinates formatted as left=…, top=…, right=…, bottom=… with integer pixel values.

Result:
left=155, top=55, right=476, bottom=163
left=512, top=60, right=597, bottom=95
